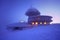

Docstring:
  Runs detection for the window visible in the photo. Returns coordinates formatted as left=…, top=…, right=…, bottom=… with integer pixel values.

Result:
left=32, top=22, right=34, bottom=25
left=35, top=22, right=38, bottom=25
left=44, top=22, right=47, bottom=24
left=40, top=22, right=42, bottom=24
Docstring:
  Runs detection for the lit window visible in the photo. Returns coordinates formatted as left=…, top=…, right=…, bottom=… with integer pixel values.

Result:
left=40, top=22, right=42, bottom=24
left=32, top=22, right=34, bottom=25
left=35, top=22, right=38, bottom=25
left=44, top=22, right=47, bottom=24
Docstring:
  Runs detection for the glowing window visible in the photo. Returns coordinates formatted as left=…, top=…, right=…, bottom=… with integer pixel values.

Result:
left=35, top=22, right=38, bottom=25
left=44, top=22, right=47, bottom=24
left=32, top=22, right=34, bottom=25
left=40, top=22, right=42, bottom=24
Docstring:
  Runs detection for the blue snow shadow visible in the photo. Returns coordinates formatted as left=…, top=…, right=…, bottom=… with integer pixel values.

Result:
left=1, top=23, right=60, bottom=40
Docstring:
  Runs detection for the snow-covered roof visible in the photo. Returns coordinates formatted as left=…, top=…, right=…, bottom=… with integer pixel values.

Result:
left=25, top=7, right=40, bottom=16
left=27, top=8, right=39, bottom=12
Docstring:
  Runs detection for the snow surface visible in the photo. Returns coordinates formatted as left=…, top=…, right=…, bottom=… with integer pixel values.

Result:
left=0, top=24, right=60, bottom=40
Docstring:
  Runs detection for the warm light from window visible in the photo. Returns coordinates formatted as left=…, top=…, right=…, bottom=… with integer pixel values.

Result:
left=35, top=22, right=38, bottom=25
left=40, top=22, right=42, bottom=24
left=44, top=22, right=47, bottom=24
left=32, top=22, right=34, bottom=25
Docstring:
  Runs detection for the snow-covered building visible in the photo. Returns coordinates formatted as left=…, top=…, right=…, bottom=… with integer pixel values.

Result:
left=25, top=8, right=52, bottom=25
left=7, top=7, right=53, bottom=30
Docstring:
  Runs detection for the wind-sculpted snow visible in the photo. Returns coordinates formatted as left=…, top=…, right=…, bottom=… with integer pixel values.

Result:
left=1, top=24, right=60, bottom=40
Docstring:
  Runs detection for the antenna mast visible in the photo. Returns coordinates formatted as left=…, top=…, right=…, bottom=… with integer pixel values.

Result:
left=30, top=0, right=34, bottom=8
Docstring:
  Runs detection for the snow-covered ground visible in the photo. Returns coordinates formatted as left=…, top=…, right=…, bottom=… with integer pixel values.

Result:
left=1, top=24, right=60, bottom=40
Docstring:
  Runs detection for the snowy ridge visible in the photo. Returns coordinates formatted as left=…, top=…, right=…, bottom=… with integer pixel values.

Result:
left=1, top=24, right=60, bottom=40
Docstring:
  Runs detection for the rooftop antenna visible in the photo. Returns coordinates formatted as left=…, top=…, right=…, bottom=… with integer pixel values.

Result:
left=30, top=0, right=35, bottom=8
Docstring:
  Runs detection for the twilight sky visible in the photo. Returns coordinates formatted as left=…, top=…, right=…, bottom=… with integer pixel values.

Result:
left=0, top=0, right=60, bottom=26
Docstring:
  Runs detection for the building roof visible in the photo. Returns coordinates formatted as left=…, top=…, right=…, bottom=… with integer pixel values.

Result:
left=31, top=15, right=52, bottom=18
left=25, top=8, right=40, bottom=16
